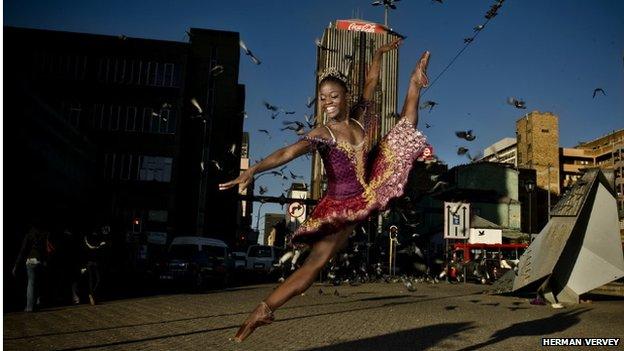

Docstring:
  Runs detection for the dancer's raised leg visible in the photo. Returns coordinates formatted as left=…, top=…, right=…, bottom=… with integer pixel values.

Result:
left=232, top=224, right=355, bottom=342
left=401, top=51, right=430, bottom=127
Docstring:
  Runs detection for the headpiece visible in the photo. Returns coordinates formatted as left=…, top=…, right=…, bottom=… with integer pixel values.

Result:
left=318, top=67, right=349, bottom=88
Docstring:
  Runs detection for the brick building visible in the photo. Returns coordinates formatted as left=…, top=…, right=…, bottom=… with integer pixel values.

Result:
left=516, top=111, right=560, bottom=196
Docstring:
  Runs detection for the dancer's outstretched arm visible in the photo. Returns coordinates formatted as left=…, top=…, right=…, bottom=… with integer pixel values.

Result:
left=218, top=127, right=327, bottom=191
left=362, top=39, right=402, bottom=101
left=401, top=51, right=430, bottom=127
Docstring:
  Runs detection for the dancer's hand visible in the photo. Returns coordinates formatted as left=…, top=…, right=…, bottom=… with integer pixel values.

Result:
left=376, top=38, right=402, bottom=54
left=12, top=265, right=17, bottom=277
left=411, top=51, right=430, bottom=88
left=219, top=169, right=253, bottom=191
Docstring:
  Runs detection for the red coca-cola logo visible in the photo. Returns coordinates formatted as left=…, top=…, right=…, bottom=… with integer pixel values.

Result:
left=336, top=20, right=384, bottom=33
left=347, top=22, right=377, bottom=33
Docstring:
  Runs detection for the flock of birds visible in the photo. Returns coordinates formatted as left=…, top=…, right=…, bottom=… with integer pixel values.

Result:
left=152, top=0, right=611, bottom=197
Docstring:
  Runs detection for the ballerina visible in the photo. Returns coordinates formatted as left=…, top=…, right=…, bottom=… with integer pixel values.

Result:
left=219, top=38, right=431, bottom=342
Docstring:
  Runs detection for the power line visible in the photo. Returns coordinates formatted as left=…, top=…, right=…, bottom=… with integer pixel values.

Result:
left=422, top=2, right=503, bottom=95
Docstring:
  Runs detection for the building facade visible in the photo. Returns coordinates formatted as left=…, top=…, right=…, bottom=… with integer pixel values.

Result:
left=480, top=137, right=517, bottom=166
left=516, top=111, right=560, bottom=196
left=560, top=129, right=624, bottom=215
left=263, top=213, right=286, bottom=246
left=5, top=26, right=246, bottom=248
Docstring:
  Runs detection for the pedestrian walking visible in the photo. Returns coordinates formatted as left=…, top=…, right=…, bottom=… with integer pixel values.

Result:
left=82, top=226, right=109, bottom=305
left=12, top=222, right=51, bottom=312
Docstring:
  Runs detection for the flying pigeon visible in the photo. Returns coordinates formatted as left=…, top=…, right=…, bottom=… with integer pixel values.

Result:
left=592, top=88, right=606, bottom=98
left=315, top=38, right=337, bottom=52
left=506, top=97, right=526, bottom=109
left=420, top=100, right=439, bottom=112
left=455, top=130, right=476, bottom=141
left=239, top=39, right=261, bottom=65
left=210, top=65, right=224, bottom=76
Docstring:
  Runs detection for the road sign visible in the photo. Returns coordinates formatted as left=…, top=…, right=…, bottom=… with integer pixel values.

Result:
left=288, top=202, right=305, bottom=218
left=444, top=202, right=470, bottom=239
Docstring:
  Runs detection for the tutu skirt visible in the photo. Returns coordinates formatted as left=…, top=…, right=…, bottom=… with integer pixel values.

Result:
left=292, top=117, right=427, bottom=246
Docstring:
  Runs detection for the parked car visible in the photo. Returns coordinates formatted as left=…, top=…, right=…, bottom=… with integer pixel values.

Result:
left=230, top=251, right=247, bottom=271
left=246, top=245, right=283, bottom=274
left=159, top=236, right=230, bottom=290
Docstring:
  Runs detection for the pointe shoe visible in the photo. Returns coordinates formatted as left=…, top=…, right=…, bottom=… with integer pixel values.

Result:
left=413, top=51, right=430, bottom=88
left=231, top=302, right=274, bottom=342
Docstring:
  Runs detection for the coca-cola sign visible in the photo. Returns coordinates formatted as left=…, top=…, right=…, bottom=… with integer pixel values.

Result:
left=336, top=20, right=386, bottom=34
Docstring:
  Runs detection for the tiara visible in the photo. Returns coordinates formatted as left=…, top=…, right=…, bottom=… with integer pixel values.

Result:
left=318, top=67, right=348, bottom=86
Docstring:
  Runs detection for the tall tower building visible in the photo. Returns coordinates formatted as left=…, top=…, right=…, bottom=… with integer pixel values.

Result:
left=310, top=19, right=402, bottom=199
left=516, top=111, right=560, bottom=196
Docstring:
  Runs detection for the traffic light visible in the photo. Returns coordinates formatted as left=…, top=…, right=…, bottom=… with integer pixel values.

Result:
left=132, top=218, right=141, bottom=232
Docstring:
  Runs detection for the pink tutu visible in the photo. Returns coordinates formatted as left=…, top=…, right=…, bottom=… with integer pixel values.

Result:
left=292, top=116, right=427, bottom=246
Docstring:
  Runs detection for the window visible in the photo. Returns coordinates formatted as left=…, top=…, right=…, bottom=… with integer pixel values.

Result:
left=541, top=129, right=549, bottom=133
left=103, top=153, right=117, bottom=179
left=137, top=61, right=145, bottom=85
left=99, top=104, right=111, bottom=130
left=61, top=101, right=82, bottom=128
left=163, top=63, right=174, bottom=86
left=68, top=102, right=81, bottom=128
left=120, top=154, right=130, bottom=180
left=139, top=156, right=173, bottom=182
left=110, top=105, right=121, bottom=131
left=154, top=62, right=163, bottom=86
left=97, top=57, right=112, bottom=82
left=114, top=59, right=126, bottom=83
left=125, top=106, right=137, bottom=131
left=142, top=107, right=154, bottom=133
left=147, top=62, right=156, bottom=86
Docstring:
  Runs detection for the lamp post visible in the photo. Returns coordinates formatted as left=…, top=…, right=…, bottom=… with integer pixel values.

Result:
left=525, top=180, right=535, bottom=234
left=547, top=163, right=552, bottom=220
left=255, top=200, right=268, bottom=232
left=196, top=117, right=211, bottom=235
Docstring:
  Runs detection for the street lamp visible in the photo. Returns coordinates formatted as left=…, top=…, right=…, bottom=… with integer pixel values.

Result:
left=255, top=200, right=268, bottom=232
left=525, top=180, right=535, bottom=234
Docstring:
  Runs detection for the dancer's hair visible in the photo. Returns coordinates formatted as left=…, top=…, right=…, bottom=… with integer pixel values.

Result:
left=319, top=68, right=349, bottom=93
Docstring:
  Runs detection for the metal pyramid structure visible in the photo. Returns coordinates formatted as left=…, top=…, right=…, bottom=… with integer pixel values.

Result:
left=512, top=169, right=624, bottom=304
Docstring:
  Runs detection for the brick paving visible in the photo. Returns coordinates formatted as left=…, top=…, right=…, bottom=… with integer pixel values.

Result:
left=4, top=282, right=624, bottom=350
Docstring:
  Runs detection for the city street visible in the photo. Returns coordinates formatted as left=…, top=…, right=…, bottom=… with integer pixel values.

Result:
left=4, top=282, right=623, bottom=351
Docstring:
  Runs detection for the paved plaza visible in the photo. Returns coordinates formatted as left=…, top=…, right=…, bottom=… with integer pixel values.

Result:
left=4, top=282, right=623, bottom=350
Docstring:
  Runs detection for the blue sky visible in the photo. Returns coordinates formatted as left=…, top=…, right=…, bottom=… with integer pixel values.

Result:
left=5, top=0, right=624, bottom=239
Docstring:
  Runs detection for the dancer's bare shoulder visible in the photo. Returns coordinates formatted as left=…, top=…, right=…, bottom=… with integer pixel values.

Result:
left=305, top=124, right=332, bottom=140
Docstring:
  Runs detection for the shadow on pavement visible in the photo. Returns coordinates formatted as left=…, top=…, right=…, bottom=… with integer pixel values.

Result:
left=358, top=294, right=411, bottom=301
left=11, top=292, right=474, bottom=350
left=4, top=290, right=464, bottom=342
left=303, top=322, right=476, bottom=351
left=581, top=293, right=624, bottom=301
left=456, top=308, right=590, bottom=351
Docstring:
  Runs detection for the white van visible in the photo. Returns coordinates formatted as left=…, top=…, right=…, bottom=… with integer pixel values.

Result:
left=160, top=236, right=230, bottom=289
left=246, top=245, right=284, bottom=273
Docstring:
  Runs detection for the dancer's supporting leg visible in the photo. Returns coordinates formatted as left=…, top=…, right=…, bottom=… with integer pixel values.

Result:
left=401, top=51, right=430, bottom=126
left=265, top=224, right=354, bottom=309
left=233, top=224, right=355, bottom=342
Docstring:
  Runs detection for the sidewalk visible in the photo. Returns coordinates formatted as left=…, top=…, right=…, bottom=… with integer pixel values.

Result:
left=4, top=282, right=623, bottom=350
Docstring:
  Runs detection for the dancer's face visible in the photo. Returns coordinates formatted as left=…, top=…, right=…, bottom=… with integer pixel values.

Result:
left=319, top=80, right=348, bottom=120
